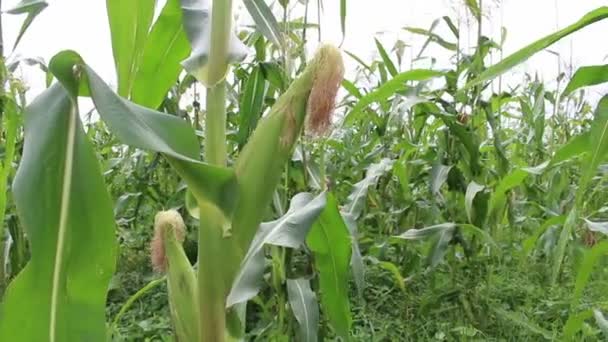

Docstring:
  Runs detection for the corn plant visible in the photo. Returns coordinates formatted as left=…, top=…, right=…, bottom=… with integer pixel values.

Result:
left=0, top=0, right=353, bottom=341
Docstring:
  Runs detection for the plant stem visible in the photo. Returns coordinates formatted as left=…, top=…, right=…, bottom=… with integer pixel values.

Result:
left=198, top=2, right=236, bottom=340
left=206, top=84, right=227, bottom=165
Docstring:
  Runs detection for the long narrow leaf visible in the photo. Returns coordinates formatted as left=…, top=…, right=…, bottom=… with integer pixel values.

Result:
left=243, top=0, right=283, bottom=47
left=465, top=7, right=608, bottom=89
left=307, top=193, right=352, bottom=339
left=0, top=83, right=117, bottom=341
left=6, top=0, right=48, bottom=50
left=344, top=69, right=443, bottom=125
left=131, top=0, right=191, bottom=109
left=563, top=64, right=608, bottom=96
left=287, top=278, right=319, bottom=342
left=106, top=0, right=156, bottom=97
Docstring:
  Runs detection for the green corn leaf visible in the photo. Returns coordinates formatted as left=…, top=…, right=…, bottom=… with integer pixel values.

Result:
left=340, top=0, right=346, bottom=41
left=227, top=192, right=327, bottom=307
left=345, top=158, right=394, bottom=218
left=577, top=96, right=608, bottom=198
left=344, top=69, right=443, bottom=125
left=563, top=310, right=594, bottom=341
left=522, top=215, right=566, bottom=256
left=5, top=0, right=48, bottom=50
left=106, top=0, right=156, bottom=97
left=48, top=50, right=238, bottom=216
left=342, top=212, right=365, bottom=297
left=287, top=278, right=319, bottom=342
left=464, top=0, right=481, bottom=21
left=487, top=169, right=530, bottom=223
left=180, top=0, right=248, bottom=85
left=430, top=164, right=452, bottom=196
left=571, top=241, right=608, bottom=305
left=375, top=38, right=398, bottom=77
left=237, top=65, right=267, bottom=147
left=465, top=6, right=608, bottom=90
left=548, top=132, right=590, bottom=167
left=307, top=193, right=352, bottom=340
left=0, top=83, right=117, bottom=341
left=394, top=223, right=457, bottom=241
left=131, top=0, right=191, bottom=109
left=552, top=96, right=608, bottom=283
left=563, top=64, right=608, bottom=96
left=465, top=182, right=485, bottom=224
left=243, top=0, right=284, bottom=47
left=403, top=26, right=457, bottom=51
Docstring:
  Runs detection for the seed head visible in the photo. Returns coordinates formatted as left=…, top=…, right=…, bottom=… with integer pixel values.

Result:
left=151, top=210, right=186, bottom=273
left=307, top=45, right=344, bottom=135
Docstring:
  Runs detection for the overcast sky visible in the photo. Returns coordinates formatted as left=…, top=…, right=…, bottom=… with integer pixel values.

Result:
left=2, top=0, right=607, bottom=102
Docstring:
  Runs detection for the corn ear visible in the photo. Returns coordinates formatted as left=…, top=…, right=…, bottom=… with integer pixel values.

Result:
left=232, top=45, right=344, bottom=252
left=151, top=210, right=200, bottom=342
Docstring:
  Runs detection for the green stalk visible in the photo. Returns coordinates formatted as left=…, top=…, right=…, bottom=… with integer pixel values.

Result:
left=198, top=1, right=238, bottom=341
left=206, top=84, right=227, bottom=165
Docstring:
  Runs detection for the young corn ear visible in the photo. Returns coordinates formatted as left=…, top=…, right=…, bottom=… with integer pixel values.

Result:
left=232, top=44, right=344, bottom=253
left=151, top=210, right=200, bottom=342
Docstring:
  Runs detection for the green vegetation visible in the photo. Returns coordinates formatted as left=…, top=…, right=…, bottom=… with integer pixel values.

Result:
left=1, top=0, right=608, bottom=341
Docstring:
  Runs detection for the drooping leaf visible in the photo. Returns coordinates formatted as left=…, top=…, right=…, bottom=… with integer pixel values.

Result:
left=287, top=278, right=319, bottom=342
left=429, top=225, right=456, bottom=267
left=345, top=158, right=394, bottom=218
left=180, top=0, right=248, bottom=85
left=465, top=181, right=485, bottom=224
left=307, top=193, right=352, bottom=340
left=0, top=83, right=117, bottom=341
left=430, top=164, right=452, bottom=196
left=584, top=219, right=608, bottom=236
left=131, top=0, right=191, bottom=109
left=243, top=0, right=283, bottom=47
left=548, top=132, right=590, bottom=167
left=563, top=64, right=608, bottom=96
left=106, top=0, right=156, bottom=97
left=394, top=223, right=456, bottom=241
left=226, top=192, right=327, bottom=307
left=5, top=0, right=49, bottom=50
left=344, top=69, right=443, bottom=124
left=49, top=50, right=238, bottom=216
left=465, top=6, right=608, bottom=89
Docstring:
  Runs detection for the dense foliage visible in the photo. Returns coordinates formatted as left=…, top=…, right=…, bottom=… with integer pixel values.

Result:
left=1, top=0, right=608, bottom=341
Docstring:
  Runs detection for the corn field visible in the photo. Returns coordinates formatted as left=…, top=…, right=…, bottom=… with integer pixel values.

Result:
left=1, top=0, right=608, bottom=341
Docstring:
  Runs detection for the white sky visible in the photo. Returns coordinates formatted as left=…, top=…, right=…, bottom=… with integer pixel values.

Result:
left=2, top=0, right=607, bottom=102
